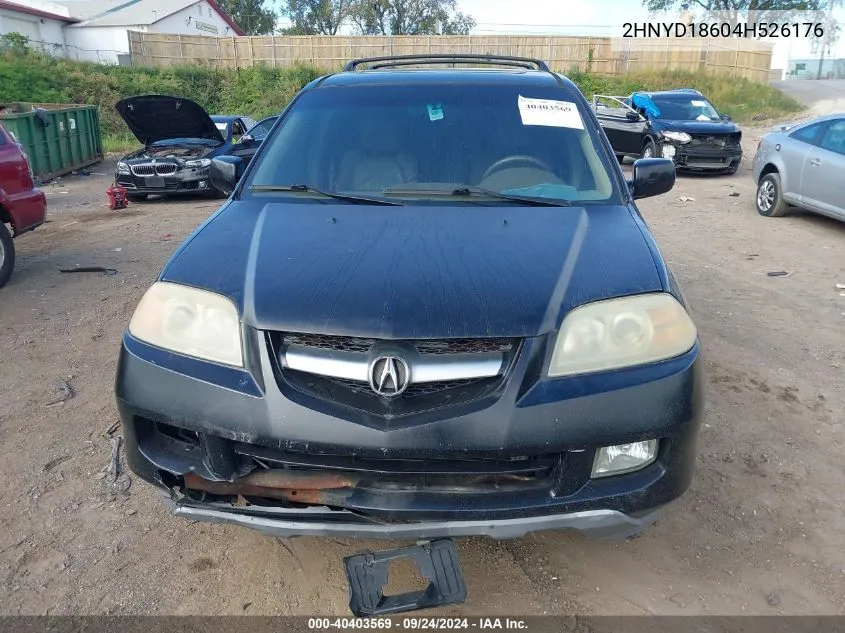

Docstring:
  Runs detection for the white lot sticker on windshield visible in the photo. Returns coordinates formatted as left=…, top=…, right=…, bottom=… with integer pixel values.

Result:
left=215, top=122, right=228, bottom=131
left=517, top=95, right=583, bottom=129
left=691, top=100, right=708, bottom=107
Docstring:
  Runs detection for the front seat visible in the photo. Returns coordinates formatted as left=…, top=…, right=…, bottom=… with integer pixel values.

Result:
left=336, top=121, right=417, bottom=191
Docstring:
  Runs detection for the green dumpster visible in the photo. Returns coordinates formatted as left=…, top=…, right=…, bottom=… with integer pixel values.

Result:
left=0, top=102, right=103, bottom=181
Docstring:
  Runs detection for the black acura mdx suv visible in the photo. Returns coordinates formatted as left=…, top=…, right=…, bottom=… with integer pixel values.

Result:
left=115, top=55, right=703, bottom=541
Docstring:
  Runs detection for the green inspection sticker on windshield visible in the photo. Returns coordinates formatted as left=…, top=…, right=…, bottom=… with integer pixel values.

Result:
left=427, top=103, right=444, bottom=121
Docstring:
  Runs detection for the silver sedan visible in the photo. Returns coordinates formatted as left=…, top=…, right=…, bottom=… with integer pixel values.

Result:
left=752, top=112, right=845, bottom=221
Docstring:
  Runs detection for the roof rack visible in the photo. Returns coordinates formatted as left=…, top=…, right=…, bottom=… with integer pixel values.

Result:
left=342, top=54, right=550, bottom=72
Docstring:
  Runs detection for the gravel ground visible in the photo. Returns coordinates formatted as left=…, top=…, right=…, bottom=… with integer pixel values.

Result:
left=0, top=134, right=843, bottom=616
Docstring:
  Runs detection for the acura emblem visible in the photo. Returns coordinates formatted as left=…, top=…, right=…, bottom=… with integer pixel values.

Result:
left=369, top=355, right=410, bottom=397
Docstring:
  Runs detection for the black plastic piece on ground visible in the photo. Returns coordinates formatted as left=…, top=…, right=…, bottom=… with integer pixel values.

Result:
left=60, top=267, right=118, bottom=276
left=344, top=539, right=467, bottom=617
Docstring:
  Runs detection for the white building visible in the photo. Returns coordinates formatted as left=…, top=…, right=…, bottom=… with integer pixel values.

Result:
left=0, top=0, right=77, bottom=55
left=0, top=0, right=243, bottom=63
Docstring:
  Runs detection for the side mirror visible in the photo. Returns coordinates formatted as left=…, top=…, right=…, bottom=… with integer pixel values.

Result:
left=628, top=158, right=675, bottom=199
left=209, top=156, right=245, bottom=195
left=721, top=114, right=732, bottom=121
left=625, top=111, right=641, bottom=122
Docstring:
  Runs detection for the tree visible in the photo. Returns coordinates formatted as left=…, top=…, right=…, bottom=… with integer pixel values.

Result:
left=348, top=0, right=475, bottom=35
left=279, top=0, right=352, bottom=35
left=216, top=0, right=278, bottom=35
left=810, top=0, right=842, bottom=78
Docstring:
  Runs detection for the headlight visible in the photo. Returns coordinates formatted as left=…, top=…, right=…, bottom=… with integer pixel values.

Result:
left=116, top=161, right=130, bottom=175
left=128, top=282, right=243, bottom=367
left=548, top=293, right=696, bottom=377
left=592, top=440, right=658, bottom=478
left=184, top=158, right=211, bottom=168
left=663, top=131, right=691, bottom=144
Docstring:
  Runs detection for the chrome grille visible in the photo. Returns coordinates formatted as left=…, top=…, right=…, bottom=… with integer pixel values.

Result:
left=325, top=376, right=489, bottom=398
left=130, top=162, right=178, bottom=176
left=272, top=332, right=521, bottom=417
left=281, top=333, right=514, bottom=355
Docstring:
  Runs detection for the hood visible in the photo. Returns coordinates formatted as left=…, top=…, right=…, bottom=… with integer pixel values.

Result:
left=655, top=119, right=741, bottom=136
left=161, top=203, right=664, bottom=339
left=115, top=95, right=224, bottom=147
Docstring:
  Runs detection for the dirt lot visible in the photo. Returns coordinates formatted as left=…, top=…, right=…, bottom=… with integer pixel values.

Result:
left=1, top=128, right=844, bottom=617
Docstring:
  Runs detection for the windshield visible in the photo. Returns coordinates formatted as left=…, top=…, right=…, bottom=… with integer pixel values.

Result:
left=247, top=83, right=620, bottom=205
left=650, top=96, right=721, bottom=122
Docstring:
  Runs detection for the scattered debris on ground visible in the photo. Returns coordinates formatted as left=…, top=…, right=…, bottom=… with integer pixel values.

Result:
left=60, top=267, right=118, bottom=276
left=45, top=378, right=74, bottom=408
left=104, top=436, right=132, bottom=495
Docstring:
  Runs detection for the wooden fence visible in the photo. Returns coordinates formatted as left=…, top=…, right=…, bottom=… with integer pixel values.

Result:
left=128, top=32, right=773, bottom=83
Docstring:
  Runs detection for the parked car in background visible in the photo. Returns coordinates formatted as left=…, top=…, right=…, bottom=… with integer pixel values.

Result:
left=226, top=116, right=278, bottom=168
left=0, top=122, right=47, bottom=288
left=593, top=89, right=743, bottom=175
left=752, top=113, right=845, bottom=221
left=211, top=115, right=258, bottom=145
left=113, top=95, right=254, bottom=201
left=116, top=54, right=703, bottom=547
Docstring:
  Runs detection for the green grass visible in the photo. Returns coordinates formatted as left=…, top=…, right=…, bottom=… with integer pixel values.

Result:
left=102, top=132, right=138, bottom=155
left=0, top=49, right=324, bottom=137
left=567, top=69, right=804, bottom=123
left=0, top=49, right=804, bottom=139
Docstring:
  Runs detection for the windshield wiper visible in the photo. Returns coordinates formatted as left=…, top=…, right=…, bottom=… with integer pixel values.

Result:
left=382, top=184, right=571, bottom=206
left=450, top=186, right=572, bottom=207
left=251, top=184, right=404, bottom=206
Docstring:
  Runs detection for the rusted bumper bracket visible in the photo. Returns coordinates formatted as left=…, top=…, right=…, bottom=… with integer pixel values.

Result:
left=182, top=470, right=358, bottom=506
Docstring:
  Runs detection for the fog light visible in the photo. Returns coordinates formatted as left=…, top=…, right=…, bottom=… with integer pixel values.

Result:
left=198, top=180, right=207, bottom=189
left=662, top=145, right=676, bottom=159
left=592, top=440, right=658, bottom=478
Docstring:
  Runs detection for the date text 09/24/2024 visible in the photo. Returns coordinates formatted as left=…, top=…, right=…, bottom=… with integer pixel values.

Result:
left=307, top=618, right=528, bottom=630
left=623, top=21, right=825, bottom=38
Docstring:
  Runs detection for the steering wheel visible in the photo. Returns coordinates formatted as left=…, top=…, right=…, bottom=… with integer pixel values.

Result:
left=481, top=155, right=553, bottom=181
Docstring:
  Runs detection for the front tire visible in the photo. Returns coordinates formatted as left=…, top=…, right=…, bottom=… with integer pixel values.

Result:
left=642, top=138, right=660, bottom=159
left=0, top=222, right=16, bottom=289
left=756, top=172, right=789, bottom=217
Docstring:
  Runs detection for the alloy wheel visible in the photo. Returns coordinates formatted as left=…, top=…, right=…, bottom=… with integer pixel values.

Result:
left=757, top=179, right=775, bottom=212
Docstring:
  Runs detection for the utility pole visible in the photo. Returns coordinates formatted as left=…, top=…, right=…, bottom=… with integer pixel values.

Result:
left=817, top=0, right=835, bottom=79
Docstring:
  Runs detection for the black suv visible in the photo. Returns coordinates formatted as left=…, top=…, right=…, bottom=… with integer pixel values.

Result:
left=115, top=55, right=703, bottom=541
left=593, top=89, right=743, bottom=175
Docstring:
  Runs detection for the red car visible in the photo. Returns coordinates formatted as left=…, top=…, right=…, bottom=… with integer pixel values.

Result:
left=0, top=122, right=47, bottom=288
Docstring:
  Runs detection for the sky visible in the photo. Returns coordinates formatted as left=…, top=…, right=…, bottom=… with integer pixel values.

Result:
left=455, top=0, right=845, bottom=69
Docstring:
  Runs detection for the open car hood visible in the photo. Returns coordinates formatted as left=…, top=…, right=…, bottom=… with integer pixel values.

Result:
left=115, top=95, right=225, bottom=146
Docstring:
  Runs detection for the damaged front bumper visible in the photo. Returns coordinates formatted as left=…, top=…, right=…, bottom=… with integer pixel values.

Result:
left=165, top=466, right=661, bottom=540
left=166, top=496, right=662, bottom=540
left=116, top=329, right=703, bottom=541
left=661, top=141, right=742, bottom=171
